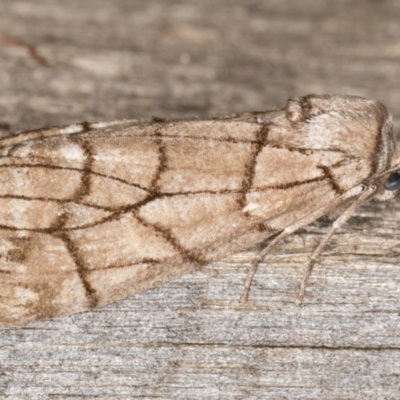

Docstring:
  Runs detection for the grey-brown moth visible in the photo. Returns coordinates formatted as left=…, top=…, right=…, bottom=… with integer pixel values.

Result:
left=0, top=94, right=399, bottom=324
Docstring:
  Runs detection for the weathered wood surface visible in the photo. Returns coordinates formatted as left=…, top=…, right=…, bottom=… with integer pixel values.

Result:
left=1, top=0, right=400, bottom=398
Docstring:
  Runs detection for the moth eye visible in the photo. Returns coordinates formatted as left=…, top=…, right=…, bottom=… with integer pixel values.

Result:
left=385, top=171, right=400, bottom=191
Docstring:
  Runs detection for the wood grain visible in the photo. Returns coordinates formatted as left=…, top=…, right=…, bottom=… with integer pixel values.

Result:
left=1, top=0, right=400, bottom=398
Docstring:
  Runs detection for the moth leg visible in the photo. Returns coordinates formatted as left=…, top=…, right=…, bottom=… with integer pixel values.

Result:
left=240, top=230, right=290, bottom=304
left=240, top=211, right=326, bottom=303
left=240, top=185, right=375, bottom=304
left=295, top=185, right=376, bottom=306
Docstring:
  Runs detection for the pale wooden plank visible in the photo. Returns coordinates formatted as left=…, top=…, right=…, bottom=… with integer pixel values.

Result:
left=1, top=1, right=400, bottom=399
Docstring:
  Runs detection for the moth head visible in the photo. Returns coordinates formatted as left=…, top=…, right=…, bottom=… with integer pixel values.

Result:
left=358, top=101, right=400, bottom=201
left=385, top=169, right=400, bottom=191
left=374, top=145, right=400, bottom=200
left=382, top=168, right=400, bottom=198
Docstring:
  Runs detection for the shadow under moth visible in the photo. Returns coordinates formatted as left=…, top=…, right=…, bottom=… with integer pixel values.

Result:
left=0, top=94, right=399, bottom=324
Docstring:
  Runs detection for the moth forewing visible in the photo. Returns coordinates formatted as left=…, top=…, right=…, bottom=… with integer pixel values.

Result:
left=0, top=94, right=399, bottom=324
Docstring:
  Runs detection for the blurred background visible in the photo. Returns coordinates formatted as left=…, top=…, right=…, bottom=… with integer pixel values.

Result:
left=1, top=0, right=400, bottom=133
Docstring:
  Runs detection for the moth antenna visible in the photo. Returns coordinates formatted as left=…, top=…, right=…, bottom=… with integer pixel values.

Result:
left=375, top=162, right=400, bottom=178
left=240, top=185, right=374, bottom=305
left=295, top=185, right=376, bottom=306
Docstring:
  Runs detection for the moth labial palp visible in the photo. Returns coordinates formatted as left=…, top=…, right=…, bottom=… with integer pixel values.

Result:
left=0, top=94, right=399, bottom=324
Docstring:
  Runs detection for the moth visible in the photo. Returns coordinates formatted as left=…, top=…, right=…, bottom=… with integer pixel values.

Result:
left=0, top=94, right=399, bottom=324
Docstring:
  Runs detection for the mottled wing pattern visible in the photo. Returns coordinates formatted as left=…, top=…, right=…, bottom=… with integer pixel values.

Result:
left=0, top=95, right=386, bottom=323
